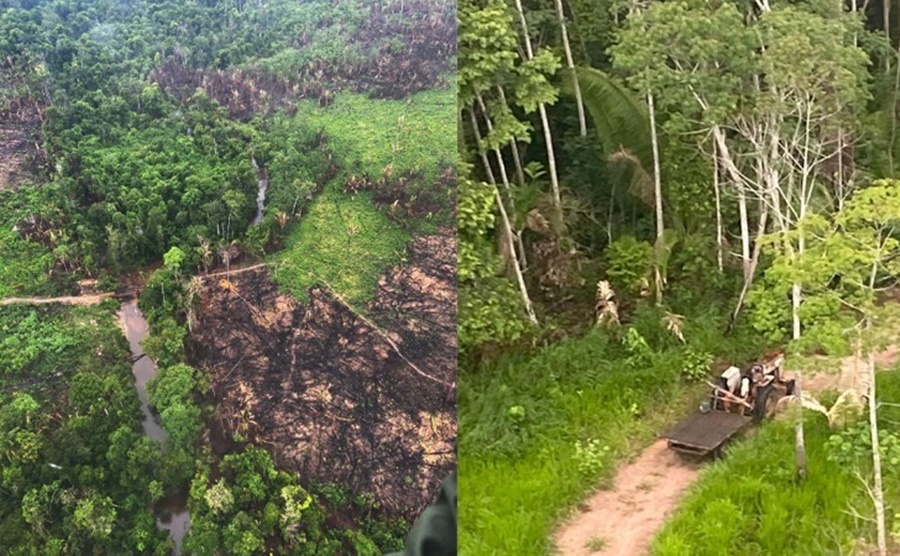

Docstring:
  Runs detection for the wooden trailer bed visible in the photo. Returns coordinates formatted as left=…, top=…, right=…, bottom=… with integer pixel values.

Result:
left=663, top=410, right=752, bottom=456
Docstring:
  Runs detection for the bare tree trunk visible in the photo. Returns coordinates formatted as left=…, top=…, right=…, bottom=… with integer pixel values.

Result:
left=648, top=90, right=664, bottom=305
left=712, top=126, right=751, bottom=278
left=868, top=324, right=888, bottom=556
left=732, top=203, right=768, bottom=322
left=513, top=0, right=563, bottom=226
left=475, top=93, right=529, bottom=272
left=467, top=108, right=496, bottom=185
left=467, top=106, right=538, bottom=325
left=794, top=371, right=807, bottom=480
left=496, top=87, right=527, bottom=187
left=713, top=140, right=724, bottom=271
left=554, top=0, right=586, bottom=136
left=886, top=0, right=892, bottom=73
left=495, top=184, right=538, bottom=325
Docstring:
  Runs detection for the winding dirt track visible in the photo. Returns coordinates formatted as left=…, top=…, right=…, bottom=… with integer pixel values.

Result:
left=0, top=294, right=115, bottom=306
left=553, top=347, right=900, bottom=556
left=0, top=263, right=274, bottom=308
left=554, top=440, right=702, bottom=556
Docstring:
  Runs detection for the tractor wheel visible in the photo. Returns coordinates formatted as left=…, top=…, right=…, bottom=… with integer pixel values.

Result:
left=753, top=384, right=775, bottom=423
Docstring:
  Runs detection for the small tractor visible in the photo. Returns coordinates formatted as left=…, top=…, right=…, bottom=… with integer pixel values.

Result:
left=664, top=351, right=796, bottom=458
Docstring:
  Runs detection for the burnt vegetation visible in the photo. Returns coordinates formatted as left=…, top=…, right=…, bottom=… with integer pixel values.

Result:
left=188, top=230, right=457, bottom=522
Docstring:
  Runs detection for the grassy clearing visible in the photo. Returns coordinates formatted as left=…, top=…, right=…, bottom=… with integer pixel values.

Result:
left=651, top=371, right=900, bottom=555
left=270, top=84, right=454, bottom=306
left=270, top=180, right=409, bottom=306
left=300, top=86, right=456, bottom=185
left=459, top=305, right=766, bottom=554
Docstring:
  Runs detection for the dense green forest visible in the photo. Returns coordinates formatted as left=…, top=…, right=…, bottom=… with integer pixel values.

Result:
left=459, top=0, right=900, bottom=554
left=0, top=0, right=455, bottom=554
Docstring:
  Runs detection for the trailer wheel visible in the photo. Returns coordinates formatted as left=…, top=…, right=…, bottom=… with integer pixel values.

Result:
left=754, top=384, right=775, bottom=423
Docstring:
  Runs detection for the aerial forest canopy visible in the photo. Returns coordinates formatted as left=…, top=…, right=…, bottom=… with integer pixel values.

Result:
left=0, top=0, right=456, bottom=554
left=459, top=0, right=900, bottom=553
left=1, top=0, right=455, bottom=287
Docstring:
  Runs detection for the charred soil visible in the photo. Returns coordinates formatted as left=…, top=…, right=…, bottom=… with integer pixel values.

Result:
left=188, top=229, right=456, bottom=521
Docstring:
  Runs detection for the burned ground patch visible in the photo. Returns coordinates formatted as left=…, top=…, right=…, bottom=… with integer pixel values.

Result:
left=0, top=120, right=40, bottom=190
left=188, top=229, right=456, bottom=520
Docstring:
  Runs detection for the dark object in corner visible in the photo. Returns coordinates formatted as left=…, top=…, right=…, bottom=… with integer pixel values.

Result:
left=385, top=472, right=457, bottom=556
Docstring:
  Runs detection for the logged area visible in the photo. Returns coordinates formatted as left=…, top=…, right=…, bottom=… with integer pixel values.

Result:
left=190, top=231, right=456, bottom=520
left=0, top=0, right=455, bottom=554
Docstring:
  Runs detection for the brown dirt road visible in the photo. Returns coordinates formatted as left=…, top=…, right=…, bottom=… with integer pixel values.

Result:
left=0, top=294, right=115, bottom=306
left=553, top=440, right=702, bottom=556
left=553, top=346, right=900, bottom=556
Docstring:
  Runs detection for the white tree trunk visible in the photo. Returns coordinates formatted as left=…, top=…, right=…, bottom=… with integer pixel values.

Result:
left=554, top=0, right=586, bottom=136
left=794, top=371, right=807, bottom=480
left=791, top=283, right=802, bottom=340
left=868, top=345, right=887, bottom=556
left=467, top=106, right=538, bottom=325
left=648, top=90, right=664, bottom=304
left=496, top=86, right=526, bottom=186
left=513, top=0, right=563, bottom=223
left=494, top=184, right=539, bottom=325
left=732, top=203, right=768, bottom=321
left=713, top=140, right=724, bottom=271
left=475, top=93, right=529, bottom=272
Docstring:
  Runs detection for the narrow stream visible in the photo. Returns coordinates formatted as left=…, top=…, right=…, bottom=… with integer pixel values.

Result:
left=251, top=157, right=268, bottom=225
left=120, top=300, right=191, bottom=554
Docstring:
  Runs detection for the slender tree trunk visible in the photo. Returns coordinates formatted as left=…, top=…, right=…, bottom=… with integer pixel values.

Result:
left=712, top=126, right=751, bottom=278
left=513, top=0, right=563, bottom=226
left=732, top=203, right=768, bottom=322
left=494, top=184, right=538, bottom=325
left=554, top=0, right=586, bottom=136
left=794, top=371, right=807, bottom=480
left=868, top=340, right=887, bottom=556
left=496, top=87, right=526, bottom=186
left=890, top=50, right=900, bottom=177
left=713, top=140, right=724, bottom=271
left=647, top=90, right=664, bottom=304
left=468, top=108, right=496, bottom=185
left=886, top=0, right=892, bottom=73
left=468, top=106, right=538, bottom=325
left=475, top=92, right=529, bottom=272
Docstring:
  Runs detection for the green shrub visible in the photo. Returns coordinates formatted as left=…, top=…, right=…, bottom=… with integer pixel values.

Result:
left=604, top=235, right=653, bottom=296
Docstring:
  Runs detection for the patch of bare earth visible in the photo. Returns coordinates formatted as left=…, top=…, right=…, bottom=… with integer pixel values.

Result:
left=797, top=345, right=900, bottom=396
left=0, top=120, right=39, bottom=190
left=188, top=229, right=456, bottom=521
left=554, top=441, right=702, bottom=556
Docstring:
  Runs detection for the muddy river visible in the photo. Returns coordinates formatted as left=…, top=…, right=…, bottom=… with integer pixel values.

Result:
left=251, top=157, right=268, bottom=225
left=120, top=300, right=191, bottom=554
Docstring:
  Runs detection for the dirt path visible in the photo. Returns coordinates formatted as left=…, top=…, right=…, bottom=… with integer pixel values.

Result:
left=554, top=440, right=702, bottom=556
left=554, top=345, right=900, bottom=556
left=0, top=293, right=115, bottom=306
left=198, top=263, right=271, bottom=279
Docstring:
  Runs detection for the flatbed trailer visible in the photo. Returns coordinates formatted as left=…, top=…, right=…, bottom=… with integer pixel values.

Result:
left=663, top=410, right=752, bottom=457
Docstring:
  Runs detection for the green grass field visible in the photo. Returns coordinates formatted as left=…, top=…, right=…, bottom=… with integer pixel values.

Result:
left=270, top=84, right=454, bottom=306
left=652, top=371, right=900, bottom=555
left=459, top=307, right=766, bottom=555
left=300, top=86, right=456, bottom=184
left=270, top=180, right=409, bottom=306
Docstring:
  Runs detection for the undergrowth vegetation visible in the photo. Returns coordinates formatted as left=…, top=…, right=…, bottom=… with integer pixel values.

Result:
left=0, top=187, right=65, bottom=297
left=652, top=372, right=900, bottom=555
left=458, top=303, right=766, bottom=554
